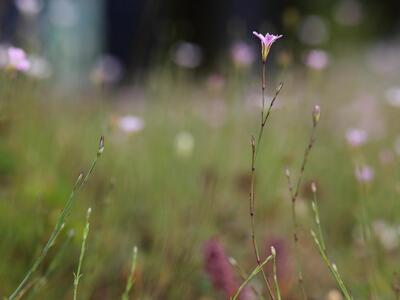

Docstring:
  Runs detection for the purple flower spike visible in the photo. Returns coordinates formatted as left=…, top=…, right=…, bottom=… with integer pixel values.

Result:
left=203, top=239, right=237, bottom=298
left=7, top=47, right=30, bottom=72
left=252, top=31, right=283, bottom=62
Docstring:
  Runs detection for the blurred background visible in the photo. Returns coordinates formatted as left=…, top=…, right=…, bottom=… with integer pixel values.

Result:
left=1, top=0, right=400, bottom=299
left=0, top=0, right=399, bottom=88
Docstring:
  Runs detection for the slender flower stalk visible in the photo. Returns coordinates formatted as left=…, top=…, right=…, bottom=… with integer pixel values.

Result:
left=248, top=30, right=283, bottom=300
left=284, top=105, right=320, bottom=300
left=121, top=246, right=138, bottom=300
left=229, top=257, right=264, bottom=299
left=310, top=183, right=353, bottom=300
left=73, top=208, right=92, bottom=300
left=8, top=136, right=104, bottom=300
left=285, top=169, right=307, bottom=300
left=249, top=137, right=275, bottom=300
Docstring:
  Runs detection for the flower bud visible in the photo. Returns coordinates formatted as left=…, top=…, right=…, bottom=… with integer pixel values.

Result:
left=98, top=136, right=105, bottom=156
left=311, top=181, right=317, bottom=193
left=312, top=105, right=320, bottom=126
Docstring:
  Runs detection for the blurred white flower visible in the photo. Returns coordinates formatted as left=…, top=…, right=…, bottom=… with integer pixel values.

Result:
left=175, top=131, right=194, bottom=158
left=230, top=41, right=255, bottom=67
left=355, top=165, right=374, bottom=183
left=117, top=116, right=144, bottom=134
left=345, top=128, right=368, bottom=147
left=171, top=42, right=202, bottom=69
left=27, top=55, right=52, bottom=79
left=385, top=87, right=400, bottom=107
left=298, top=15, right=329, bottom=45
left=325, top=289, right=343, bottom=300
left=304, top=49, right=330, bottom=70
left=372, top=220, right=399, bottom=251
left=90, top=55, right=123, bottom=85
left=15, top=0, right=43, bottom=16
left=334, top=0, right=363, bottom=26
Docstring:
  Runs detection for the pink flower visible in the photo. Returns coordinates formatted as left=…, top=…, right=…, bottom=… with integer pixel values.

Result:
left=7, top=47, right=30, bottom=72
left=355, top=165, right=374, bottom=183
left=252, top=31, right=283, bottom=62
left=117, top=116, right=144, bottom=133
left=345, top=128, right=368, bottom=147
left=203, top=239, right=237, bottom=298
left=203, top=239, right=250, bottom=299
left=305, top=49, right=330, bottom=70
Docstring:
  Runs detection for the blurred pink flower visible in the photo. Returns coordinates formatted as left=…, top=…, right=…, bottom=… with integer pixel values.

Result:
left=345, top=128, right=368, bottom=147
left=203, top=239, right=249, bottom=299
left=230, top=41, right=255, bottom=67
left=252, top=31, right=283, bottom=62
left=203, top=239, right=236, bottom=298
left=117, top=116, right=144, bottom=133
left=305, top=49, right=330, bottom=70
left=355, top=165, right=374, bottom=183
left=7, top=47, right=30, bottom=72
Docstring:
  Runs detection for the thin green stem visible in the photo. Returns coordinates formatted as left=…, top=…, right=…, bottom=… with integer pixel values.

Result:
left=310, top=184, right=353, bottom=300
left=8, top=136, right=104, bottom=300
left=255, top=82, right=284, bottom=158
left=26, top=230, right=75, bottom=299
left=122, top=246, right=138, bottom=300
left=231, top=255, right=274, bottom=300
left=311, top=189, right=326, bottom=251
left=271, top=248, right=282, bottom=300
left=311, top=231, right=353, bottom=300
left=73, top=208, right=92, bottom=300
left=229, top=257, right=265, bottom=300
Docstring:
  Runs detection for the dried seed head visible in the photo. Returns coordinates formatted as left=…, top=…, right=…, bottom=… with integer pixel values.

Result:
left=312, top=105, right=321, bottom=126
left=76, top=172, right=84, bottom=186
left=311, top=181, right=317, bottom=193
left=251, top=135, right=255, bottom=151
left=98, top=136, right=105, bottom=156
